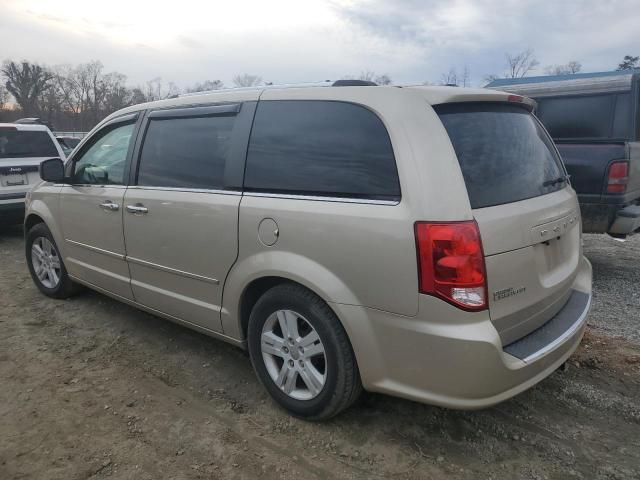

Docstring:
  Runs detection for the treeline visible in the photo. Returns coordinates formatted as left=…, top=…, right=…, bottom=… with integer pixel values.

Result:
left=0, top=60, right=264, bottom=132
left=2, top=52, right=637, bottom=132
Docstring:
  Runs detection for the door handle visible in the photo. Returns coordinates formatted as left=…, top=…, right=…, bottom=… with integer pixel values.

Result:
left=99, top=200, right=119, bottom=211
left=126, top=204, right=148, bottom=214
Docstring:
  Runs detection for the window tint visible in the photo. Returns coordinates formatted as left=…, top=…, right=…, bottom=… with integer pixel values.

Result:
left=137, top=115, right=235, bottom=189
left=435, top=103, right=565, bottom=209
left=244, top=101, right=400, bottom=200
left=0, top=130, right=58, bottom=158
left=535, top=93, right=631, bottom=140
left=72, top=122, right=135, bottom=185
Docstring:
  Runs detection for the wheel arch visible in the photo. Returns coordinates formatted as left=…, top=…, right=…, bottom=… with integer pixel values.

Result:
left=221, top=251, right=362, bottom=343
left=25, top=199, right=65, bottom=255
left=25, top=212, right=45, bottom=232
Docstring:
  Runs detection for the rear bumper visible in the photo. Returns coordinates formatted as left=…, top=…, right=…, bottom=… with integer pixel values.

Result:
left=579, top=201, right=640, bottom=234
left=609, top=204, right=640, bottom=235
left=333, top=255, right=592, bottom=409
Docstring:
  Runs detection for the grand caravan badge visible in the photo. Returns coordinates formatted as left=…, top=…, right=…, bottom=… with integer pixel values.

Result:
left=493, top=286, right=526, bottom=301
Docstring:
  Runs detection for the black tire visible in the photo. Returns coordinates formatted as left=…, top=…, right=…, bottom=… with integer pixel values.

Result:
left=25, top=222, right=82, bottom=299
left=248, top=282, right=362, bottom=420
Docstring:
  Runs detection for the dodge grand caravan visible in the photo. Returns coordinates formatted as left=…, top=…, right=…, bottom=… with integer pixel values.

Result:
left=25, top=83, right=592, bottom=420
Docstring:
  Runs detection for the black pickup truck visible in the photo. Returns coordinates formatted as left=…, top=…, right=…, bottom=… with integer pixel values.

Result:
left=488, top=70, right=640, bottom=237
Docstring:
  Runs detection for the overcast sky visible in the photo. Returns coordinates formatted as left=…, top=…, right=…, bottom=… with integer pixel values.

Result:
left=1, top=0, right=638, bottom=88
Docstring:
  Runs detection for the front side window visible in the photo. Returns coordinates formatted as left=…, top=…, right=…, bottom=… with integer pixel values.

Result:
left=72, top=122, right=135, bottom=185
left=244, top=100, right=400, bottom=200
left=137, top=115, right=235, bottom=189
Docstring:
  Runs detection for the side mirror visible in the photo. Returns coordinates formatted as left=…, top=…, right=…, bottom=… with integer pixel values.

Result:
left=40, top=158, right=65, bottom=183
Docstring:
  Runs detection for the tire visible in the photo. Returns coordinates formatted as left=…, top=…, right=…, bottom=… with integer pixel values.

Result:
left=25, top=223, right=81, bottom=299
left=248, top=283, right=362, bottom=420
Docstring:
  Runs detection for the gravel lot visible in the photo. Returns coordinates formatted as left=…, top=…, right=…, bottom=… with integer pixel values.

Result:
left=1, top=225, right=639, bottom=480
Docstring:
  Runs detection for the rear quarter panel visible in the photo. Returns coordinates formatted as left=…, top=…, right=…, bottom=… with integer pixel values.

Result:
left=556, top=143, right=626, bottom=201
left=221, top=87, right=474, bottom=340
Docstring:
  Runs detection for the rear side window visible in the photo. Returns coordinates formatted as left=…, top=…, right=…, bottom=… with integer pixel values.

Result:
left=435, top=103, right=565, bottom=209
left=137, top=115, right=235, bottom=189
left=244, top=101, right=400, bottom=201
left=535, top=93, right=631, bottom=140
left=0, top=130, right=58, bottom=159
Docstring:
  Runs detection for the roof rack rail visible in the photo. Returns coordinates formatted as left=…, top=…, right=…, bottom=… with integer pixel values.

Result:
left=178, top=80, right=335, bottom=98
left=332, top=80, right=378, bottom=86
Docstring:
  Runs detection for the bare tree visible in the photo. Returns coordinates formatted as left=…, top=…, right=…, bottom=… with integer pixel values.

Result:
left=130, top=87, right=148, bottom=106
left=440, top=67, right=458, bottom=86
left=461, top=65, right=471, bottom=87
left=139, top=77, right=180, bottom=101
left=617, top=55, right=639, bottom=71
left=1, top=60, right=54, bottom=116
left=84, top=61, right=107, bottom=124
left=0, top=85, right=9, bottom=111
left=53, top=64, right=81, bottom=117
left=374, top=74, right=392, bottom=85
left=483, top=73, right=500, bottom=85
left=185, top=79, right=224, bottom=93
left=440, top=65, right=470, bottom=87
left=567, top=61, right=582, bottom=74
left=233, top=74, right=262, bottom=88
left=102, top=72, right=132, bottom=114
left=357, top=71, right=376, bottom=82
left=505, top=48, right=539, bottom=78
left=545, top=61, right=582, bottom=75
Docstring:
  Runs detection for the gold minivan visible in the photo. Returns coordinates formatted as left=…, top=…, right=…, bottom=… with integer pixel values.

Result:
left=25, top=82, right=592, bottom=419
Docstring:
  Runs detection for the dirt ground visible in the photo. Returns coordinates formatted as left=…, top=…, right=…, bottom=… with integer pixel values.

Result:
left=1, top=225, right=639, bottom=480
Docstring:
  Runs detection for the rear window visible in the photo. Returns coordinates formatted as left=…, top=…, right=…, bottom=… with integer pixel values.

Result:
left=435, top=103, right=565, bottom=209
left=535, top=93, right=631, bottom=140
left=0, top=129, right=58, bottom=159
left=244, top=100, right=400, bottom=201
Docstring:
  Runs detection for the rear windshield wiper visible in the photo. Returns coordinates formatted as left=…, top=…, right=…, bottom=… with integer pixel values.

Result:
left=543, top=175, right=569, bottom=187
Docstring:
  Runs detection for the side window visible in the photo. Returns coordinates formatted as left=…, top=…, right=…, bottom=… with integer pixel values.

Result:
left=137, top=115, right=235, bottom=189
left=535, top=93, right=633, bottom=140
left=612, top=93, right=631, bottom=139
left=72, top=122, right=135, bottom=185
left=244, top=100, right=401, bottom=201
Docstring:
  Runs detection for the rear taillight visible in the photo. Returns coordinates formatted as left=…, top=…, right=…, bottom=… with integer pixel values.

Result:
left=415, top=221, right=487, bottom=311
left=607, top=161, right=629, bottom=194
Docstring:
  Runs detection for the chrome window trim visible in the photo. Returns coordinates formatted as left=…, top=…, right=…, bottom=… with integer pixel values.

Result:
left=65, top=239, right=125, bottom=260
left=61, top=184, right=128, bottom=189
left=126, top=256, right=220, bottom=285
left=243, top=191, right=400, bottom=206
left=127, top=185, right=242, bottom=196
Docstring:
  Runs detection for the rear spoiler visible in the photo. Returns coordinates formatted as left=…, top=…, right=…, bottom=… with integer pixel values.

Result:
left=436, top=93, right=537, bottom=112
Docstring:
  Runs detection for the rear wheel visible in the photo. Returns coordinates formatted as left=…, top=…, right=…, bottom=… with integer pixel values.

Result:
left=26, top=223, right=81, bottom=299
left=247, top=283, right=362, bottom=420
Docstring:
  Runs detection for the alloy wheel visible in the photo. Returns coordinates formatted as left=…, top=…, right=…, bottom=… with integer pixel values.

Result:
left=31, top=237, right=62, bottom=289
left=261, top=309, right=327, bottom=400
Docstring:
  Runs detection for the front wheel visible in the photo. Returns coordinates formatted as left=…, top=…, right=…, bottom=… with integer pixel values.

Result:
left=247, top=283, right=362, bottom=420
left=26, top=223, right=81, bottom=299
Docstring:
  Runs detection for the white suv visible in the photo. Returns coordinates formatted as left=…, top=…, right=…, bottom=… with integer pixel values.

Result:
left=0, top=123, right=65, bottom=224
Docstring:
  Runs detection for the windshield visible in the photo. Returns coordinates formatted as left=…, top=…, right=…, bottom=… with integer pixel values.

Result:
left=435, top=103, right=566, bottom=209
left=0, top=129, right=58, bottom=159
